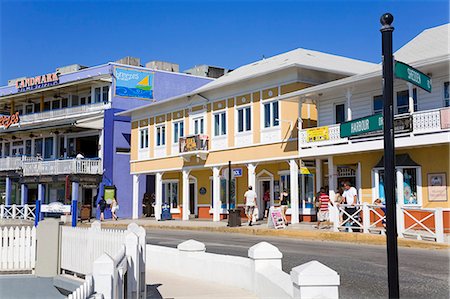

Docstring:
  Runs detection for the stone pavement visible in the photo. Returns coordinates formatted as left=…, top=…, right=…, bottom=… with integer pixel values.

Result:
left=0, top=275, right=65, bottom=299
left=147, top=270, right=257, bottom=299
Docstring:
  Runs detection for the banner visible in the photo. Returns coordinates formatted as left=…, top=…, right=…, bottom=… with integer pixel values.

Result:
left=114, top=67, right=154, bottom=99
left=306, top=126, right=329, bottom=142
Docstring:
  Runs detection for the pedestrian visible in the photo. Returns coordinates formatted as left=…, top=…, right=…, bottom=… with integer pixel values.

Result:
left=98, top=196, right=107, bottom=221
left=280, top=189, right=290, bottom=226
left=263, top=189, right=270, bottom=218
left=342, top=181, right=359, bottom=231
left=335, top=188, right=345, bottom=225
left=315, top=187, right=331, bottom=229
left=111, top=197, right=119, bottom=221
left=244, top=186, right=257, bottom=226
left=373, top=198, right=386, bottom=228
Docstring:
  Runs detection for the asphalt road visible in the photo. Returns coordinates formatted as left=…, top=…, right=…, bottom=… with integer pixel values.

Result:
left=146, top=229, right=449, bottom=299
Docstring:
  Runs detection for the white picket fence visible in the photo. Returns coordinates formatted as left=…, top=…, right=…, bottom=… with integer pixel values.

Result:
left=0, top=226, right=36, bottom=271
left=0, top=204, right=36, bottom=221
left=60, top=222, right=126, bottom=276
left=68, top=275, right=94, bottom=299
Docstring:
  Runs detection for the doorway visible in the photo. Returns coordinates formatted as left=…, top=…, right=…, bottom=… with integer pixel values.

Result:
left=189, top=182, right=196, bottom=216
left=257, top=178, right=272, bottom=219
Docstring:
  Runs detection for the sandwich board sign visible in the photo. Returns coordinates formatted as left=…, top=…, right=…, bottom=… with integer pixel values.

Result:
left=267, top=207, right=286, bottom=229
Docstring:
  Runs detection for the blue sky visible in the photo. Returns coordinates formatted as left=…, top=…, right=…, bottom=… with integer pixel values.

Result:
left=0, top=0, right=448, bottom=85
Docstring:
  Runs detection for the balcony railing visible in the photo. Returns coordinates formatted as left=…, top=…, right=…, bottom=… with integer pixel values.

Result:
left=22, top=158, right=103, bottom=176
left=0, top=156, right=27, bottom=170
left=179, top=135, right=209, bottom=162
left=19, top=102, right=109, bottom=124
left=299, top=108, right=449, bottom=148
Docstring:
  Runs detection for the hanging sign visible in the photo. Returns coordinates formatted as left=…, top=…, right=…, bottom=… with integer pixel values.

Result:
left=395, top=61, right=432, bottom=93
left=0, top=112, right=20, bottom=129
left=306, top=126, right=329, bottom=142
left=232, top=168, right=243, bottom=177
left=41, top=202, right=71, bottom=213
left=16, top=73, right=59, bottom=92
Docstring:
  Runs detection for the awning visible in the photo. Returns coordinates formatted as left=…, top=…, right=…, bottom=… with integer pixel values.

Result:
left=75, top=115, right=104, bottom=129
left=374, top=153, right=420, bottom=168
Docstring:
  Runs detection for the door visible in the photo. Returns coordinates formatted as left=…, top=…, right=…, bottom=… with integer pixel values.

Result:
left=189, top=183, right=196, bottom=216
left=258, top=180, right=271, bottom=219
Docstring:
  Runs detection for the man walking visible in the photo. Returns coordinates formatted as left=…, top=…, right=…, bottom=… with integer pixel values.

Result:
left=316, top=187, right=331, bottom=229
left=244, top=186, right=257, bottom=226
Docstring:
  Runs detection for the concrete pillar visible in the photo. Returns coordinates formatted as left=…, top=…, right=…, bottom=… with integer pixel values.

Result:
left=35, top=218, right=62, bottom=277
left=21, top=184, right=28, bottom=205
left=63, top=135, right=68, bottom=158
left=5, top=177, right=12, bottom=206
left=132, top=174, right=140, bottom=219
left=289, top=159, right=300, bottom=224
left=98, top=129, right=104, bottom=161
left=247, top=163, right=256, bottom=190
left=315, top=158, right=322, bottom=193
left=346, top=89, right=352, bottom=121
left=408, top=82, right=415, bottom=113
left=177, top=239, right=206, bottom=252
left=327, top=157, right=336, bottom=201
left=71, top=181, right=79, bottom=227
left=248, top=242, right=283, bottom=294
left=182, top=169, right=190, bottom=221
left=125, top=231, right=139, bottom=299
left=291, top=260, right=340, bottom=299
left=356, top=162, right=362, bottom=204
left=212, top=167, right=221, bottom=222
left=155, top=172, right=163, bottom=220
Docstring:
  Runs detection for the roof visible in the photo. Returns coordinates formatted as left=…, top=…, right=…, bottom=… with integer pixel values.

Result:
left=394, top=23, right=449, bottom=64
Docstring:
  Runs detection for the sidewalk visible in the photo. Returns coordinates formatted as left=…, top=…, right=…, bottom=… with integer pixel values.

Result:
left=79, top=217, right=450, bottom=250
left=147, top=270, right=257, bottom=299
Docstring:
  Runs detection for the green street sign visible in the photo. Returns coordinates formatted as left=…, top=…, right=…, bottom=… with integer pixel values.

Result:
left=395, top=61, right=432, bottom=93
left=340, top=114, right=383, bottom=138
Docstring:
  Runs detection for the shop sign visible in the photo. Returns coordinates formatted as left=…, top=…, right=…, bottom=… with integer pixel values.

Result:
left=267, top=207, right=285, bottom=229
left=0, top=112, right=20, bottom=129
left=104, top=186, right=116, bottom=205
left=114, top=66, right=154, bottom=99
left=232, top=168, right=243, bottom=177
left=395, top=61, right=432, bottom=93
left=199, top=187, right=207, bottom=195
left=179, top=135, right=208, bottom=153
left=306, top=126, right=329, bottom=142
left=393, top=114, right=413, bottom=134
left=41, top=202, right=71, bottom=213
left=16, top=72, right=59, bottom=92
left=427, top=173, right=447, bottom=202
left=300, top=167, right=310, bottom=175
left=440, top=107, right=450, bottom=129
left=340, top=114, right=383, bottom=138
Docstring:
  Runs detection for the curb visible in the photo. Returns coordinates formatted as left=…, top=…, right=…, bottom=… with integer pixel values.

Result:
left=79, top=221, right=450, bottom=250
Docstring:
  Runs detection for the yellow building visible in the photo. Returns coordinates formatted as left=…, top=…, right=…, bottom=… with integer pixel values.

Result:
left=120, top=48, right=377, bottom=222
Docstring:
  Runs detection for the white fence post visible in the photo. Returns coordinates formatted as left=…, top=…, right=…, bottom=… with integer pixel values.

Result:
left=125, top=231, right=139, bottom=299
left=248, top=242, right=283, bottom=292
left=396, top=205, right=404, bottom=239
left=332, top=205, right=339, bottom=232
left=290, top=260, right=340, bottom=299
left=93, top=253, right=115, bottom=299
left=0, top=204, right=4, bottom=219
left=362, top=203, right=370, bottom=233
left=127, top=223, right=146, bottom=299
left=11, top=204, right=16, bottom=219
left=435, top=208, right=444, bottom=243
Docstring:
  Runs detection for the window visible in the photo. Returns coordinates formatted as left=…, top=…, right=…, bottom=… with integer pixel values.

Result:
left=71, top=95, right=79, bottom=107
left=335, top=103, right=345, bottom=124
left=25, top=104, right=34, bottom=114
left=173, top=121, right=184, bottom=143
left=61, top=98, right=68, bottom=108
left=25, top=140, right=32, bottom=156
left=237, top=106, right=251, bottom=132
left=396, top=89, right=417, bottom=114
left=444, top=82, right=449, bottom=107
left=4, top=142, right=10, bottom=157
left=162, top=181, right=178, bottom=208
left=373, top=95, right=383, bottom=114
left=102, top=86, right=109, bottom=103
left=156, top=125, right=166, bottom=146
left=375, top=167, right=419, bottom=206
left=52, top=99, right=61, bottom=110
left=34, top=138, right=43, bottom=156
left=263, top=101, right=279, bottom=128
left=44, top=101, right=51, bottom=111
left=402, top=168, right=418, bottom=205
left=220, top=177, right=236, bottom=209
left=193, top=117, right=204, bottom=135
left=44, top=137, right=53, bottom=159
left=95, top=87, right=101, bottom=103
left=139, top=128, right=149, bottom=149
left=214, top=111, right=226, bottom=136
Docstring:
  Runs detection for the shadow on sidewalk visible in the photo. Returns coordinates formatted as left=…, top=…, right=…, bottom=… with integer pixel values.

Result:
left=147, top=283, right=163, bottom=299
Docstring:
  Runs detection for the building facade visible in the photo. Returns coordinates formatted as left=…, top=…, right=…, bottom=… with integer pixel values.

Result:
left=122, top=48, right=377, bottom=221
left=0, top=61, right=212, bottom=219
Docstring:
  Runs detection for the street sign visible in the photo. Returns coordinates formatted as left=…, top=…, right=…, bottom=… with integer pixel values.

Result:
left=395, top=61, right=432, bottom=93
left=232, top=168, right=243, bottom=177
left=340, top=114, right=383, bottom=138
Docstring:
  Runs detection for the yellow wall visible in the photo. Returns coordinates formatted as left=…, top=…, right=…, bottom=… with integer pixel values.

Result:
left=131, top=121, right=138, bottom=161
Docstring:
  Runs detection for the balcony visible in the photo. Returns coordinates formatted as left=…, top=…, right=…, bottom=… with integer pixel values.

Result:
left=0, top=156, right=28, bottom=171
left=178, top=135, right=209, bottom=162
left=298, top=108, right=450, bottom=156
left=21, top=158, right=103, bottom=176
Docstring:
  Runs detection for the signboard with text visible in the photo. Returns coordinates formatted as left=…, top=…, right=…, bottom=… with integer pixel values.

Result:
left=340, top=114, right=383, bottom=138
left=232, top=168, right=243, bottom=177
left=268, top=207, right=286, bottom=229
left=16, top=73, right=59, bottom=92
left=306, top=126, right=329, bottom=142
left=395, top=61, right=432, bottom=93
left=114, top=66, right=154, bottom=99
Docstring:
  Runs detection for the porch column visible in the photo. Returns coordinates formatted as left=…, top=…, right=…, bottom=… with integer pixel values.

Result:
left=356, top=162, right=362, bottom=204
left=289, top=160, right=300, bottom=224
left=5, top=177, right=11, bottom=206
left=21, top=184, right=28, bottom=205
left=247, top=164, right=256, bottom=190
left=407, top=83, right=414, bottom=113
left=327, top=157, right=336, bottom=201
left=98, top=129, right=104, bottom=161
left=396, top=169, right=404, bottom=206
left=155, top=172, right=163, bottom=220
left=132, top=174, right=140, bottom=219
left=52, top=135, right=57, bottom=158
left=63, top=136, right=68, bottom=158
left=182, top=169, right=190, bottom=221
left=35, top=183, right=45, bottom=226
left=71, top=181, right=79, bottom=227
left=346, top=89, right=352, bottom=121
left=212, top=167, right=221, bottom=222
left=315, top=158, right=322, bottom=193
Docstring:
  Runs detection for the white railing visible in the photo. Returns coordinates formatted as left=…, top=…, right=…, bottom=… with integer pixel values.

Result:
left=60, top=222, right=126, bottom=276
left=0, top=226, right=36, bottom=272
left=67, top=274, right=94, bottom=299
left=0, top=156, right=24, bottom=170
left=412, top=108, right=442, bottom=134
left=20, top=102, right=109, bottom=124
left=0, top=204, right=36, bottom=221
left=22, top=159, right=102, bottom=176
left=299, top=124, right=348, bottom=147
left=329, top=203, right=447, bottom=243
left=93, top=246, right=128, bottom=299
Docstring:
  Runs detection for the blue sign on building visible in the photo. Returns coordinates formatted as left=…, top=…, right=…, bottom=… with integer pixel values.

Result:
left=114, top=67, right=154, bottom=99
left=233, top=168, right=243, bottom=177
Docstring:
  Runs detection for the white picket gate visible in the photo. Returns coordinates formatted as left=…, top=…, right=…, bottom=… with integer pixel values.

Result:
left=67, top=274, right=94, bottom=299
left=0, top=226, right=36, bottom=271
left=60, top=222, right=126, bottom=276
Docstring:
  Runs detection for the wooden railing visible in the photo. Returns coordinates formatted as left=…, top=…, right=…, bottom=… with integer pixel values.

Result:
left=0, top=204, right=36, bottom=221
left=0, top=226, right=36, bottom=272
left=22, top=158, right=102, bottom=176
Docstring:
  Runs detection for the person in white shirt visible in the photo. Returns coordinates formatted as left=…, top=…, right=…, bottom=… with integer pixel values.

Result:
left=343, top=181, right=359, bottom=231
left=244, top=186, right=257, bottom=226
